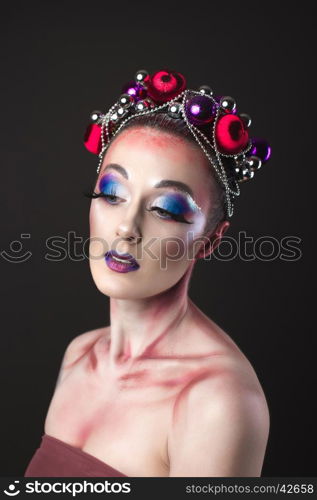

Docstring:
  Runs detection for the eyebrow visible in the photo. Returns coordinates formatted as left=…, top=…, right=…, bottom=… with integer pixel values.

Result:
left=102, top=163, right=195, bottom=199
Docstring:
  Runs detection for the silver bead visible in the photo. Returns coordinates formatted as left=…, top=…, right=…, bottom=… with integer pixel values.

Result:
left=117, top=106, right=128, bottom=118
left=119, top=93, right=134, bottom=108
left=135, top=69, right=149, bottom=83
left=242, top=168, right=254, bottom=180
left=90, top=110, right=102, bottom=122
left=135, top=100, right=149, bottom=112
left=234, top=166, right=244, bottom=181
left=235, top=162, right=255, bottom=181
left=199, top=85, right=213, bottom=96
left=220, top=96, right=236, bottom=112
left=246, top=155, right=262, bottom=171
left=110, top=112, right=119, bottom=122
left=168, top=102, right=182, bottom=118
left=239, top=113, right=252, bottom=128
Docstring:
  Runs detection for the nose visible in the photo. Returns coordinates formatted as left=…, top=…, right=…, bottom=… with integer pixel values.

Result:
left=116, top=214, right=142, bottom=243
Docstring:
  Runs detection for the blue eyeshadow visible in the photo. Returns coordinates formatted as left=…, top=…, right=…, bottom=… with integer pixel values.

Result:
left=99, top=173, right=118, bottom=193
left=98, top=173, right=128, bottom=198
left=154, top=193, right=195, bottom=215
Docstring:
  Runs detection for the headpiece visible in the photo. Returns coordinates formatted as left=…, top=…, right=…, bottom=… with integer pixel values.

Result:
left=83, top=68, right=271, bottom=218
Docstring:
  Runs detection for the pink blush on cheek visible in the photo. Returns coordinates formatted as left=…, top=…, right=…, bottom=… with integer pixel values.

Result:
left=165, top=239, right=186, bottom=261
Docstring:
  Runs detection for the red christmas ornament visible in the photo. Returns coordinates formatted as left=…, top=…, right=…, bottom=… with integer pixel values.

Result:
left=83, top=123, right=102, bottom=155
left=146, top=69, right=186, bottom=103
left=215, top=114, right=249, bottom=155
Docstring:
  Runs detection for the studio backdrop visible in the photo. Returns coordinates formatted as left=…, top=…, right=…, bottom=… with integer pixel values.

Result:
left=0, top=1, right=315, bottom=477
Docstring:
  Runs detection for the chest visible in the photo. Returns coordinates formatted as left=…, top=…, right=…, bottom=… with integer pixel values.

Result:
left=44, top=357, right=191, bottom=476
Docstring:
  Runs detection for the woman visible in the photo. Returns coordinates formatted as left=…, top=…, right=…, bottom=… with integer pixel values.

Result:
left=24, top=69, right=270, bottom=477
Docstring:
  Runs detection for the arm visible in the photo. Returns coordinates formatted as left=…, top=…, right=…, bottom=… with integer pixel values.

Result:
left=168, top=375, right=270, bottom=477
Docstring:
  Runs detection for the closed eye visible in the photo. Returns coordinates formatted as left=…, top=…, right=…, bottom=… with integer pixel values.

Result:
left=83, top=191, right=121, bottom=204
left=147, top=206, right=192, bottom=224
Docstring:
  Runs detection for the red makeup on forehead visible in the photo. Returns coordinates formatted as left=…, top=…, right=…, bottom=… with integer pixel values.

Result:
left=108, top=127, right=204, bottom=170
left=118, top=127, right=187, bottom=150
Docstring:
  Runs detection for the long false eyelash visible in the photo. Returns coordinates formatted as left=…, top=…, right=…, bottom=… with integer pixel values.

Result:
left=83, top=186, right=118, bottom=201
left=83, top=190, right=109, bottom=199
left=84, top=191, right=120, bottom=205
left=83, top=190, right=193, bottom=224
left=146, top=207, right=192, bottom=224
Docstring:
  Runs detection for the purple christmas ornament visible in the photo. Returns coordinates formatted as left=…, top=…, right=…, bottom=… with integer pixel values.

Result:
left=248, top=138, right=271, bottom=163
left=121, top=81, right=147, bottom=102
left=185, top=95, right=217, bottom=126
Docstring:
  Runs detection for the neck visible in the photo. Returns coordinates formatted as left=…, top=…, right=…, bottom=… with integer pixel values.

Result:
left=106, top=261, right=195, bottom=372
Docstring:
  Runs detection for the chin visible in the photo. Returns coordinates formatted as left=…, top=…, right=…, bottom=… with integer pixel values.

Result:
left=90, top=268, right=179, bottom=300
left=92, top=278, right=167, bottom=300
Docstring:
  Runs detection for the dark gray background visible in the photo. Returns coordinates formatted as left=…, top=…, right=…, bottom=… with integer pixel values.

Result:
left=0, top=1, right=315, bottom=476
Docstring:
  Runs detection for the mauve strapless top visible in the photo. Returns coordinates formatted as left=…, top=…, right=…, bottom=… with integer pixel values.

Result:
left=24, top=433, right=128, bottom=477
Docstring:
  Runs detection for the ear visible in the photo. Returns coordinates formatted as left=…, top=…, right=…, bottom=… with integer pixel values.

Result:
left=195, top=220, right=230, bottom=260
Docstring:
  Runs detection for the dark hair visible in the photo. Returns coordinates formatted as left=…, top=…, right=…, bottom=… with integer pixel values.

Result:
left=107, top=112, right=227, bottom=236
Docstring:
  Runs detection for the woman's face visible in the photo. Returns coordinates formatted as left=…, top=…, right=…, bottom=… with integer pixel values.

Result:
left=89, top=126, right=216, bottom=299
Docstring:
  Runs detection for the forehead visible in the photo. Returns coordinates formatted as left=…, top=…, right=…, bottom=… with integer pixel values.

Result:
left=106, top=126, right=206, bottom=164
left=102, top=127, right=213, bottom=197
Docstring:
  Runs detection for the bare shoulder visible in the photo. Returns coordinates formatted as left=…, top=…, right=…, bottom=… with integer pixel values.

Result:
left=63, top=327, right=109, bottom=366
left=180, top=355, right=270, bottom=425
left=55, top=326, right=109, bottom=386
left=168, top=350, right=270, bottom=476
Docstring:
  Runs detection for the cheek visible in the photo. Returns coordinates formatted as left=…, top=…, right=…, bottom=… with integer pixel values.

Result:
left=89, top=203, right=112, bottom=258
left=89, top=203, right=103, bottom=239
left=159, top=224, right=203, bottom=266
left=89, top=203, right=95, bottom=233
left=164, top=239, right=186, bottom=264
left=89, top=201, right=113, bottom=234
left=162, top=214, right=206, bottom=251
left=161, top=215, right=206, bottom=266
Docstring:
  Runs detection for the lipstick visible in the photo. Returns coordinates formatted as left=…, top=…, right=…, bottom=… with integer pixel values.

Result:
left=105, top=250, right=140, bottom=273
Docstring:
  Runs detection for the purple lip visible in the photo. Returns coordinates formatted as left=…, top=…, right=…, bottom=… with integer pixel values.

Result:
left=105, top=250, right=140, bottom=273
